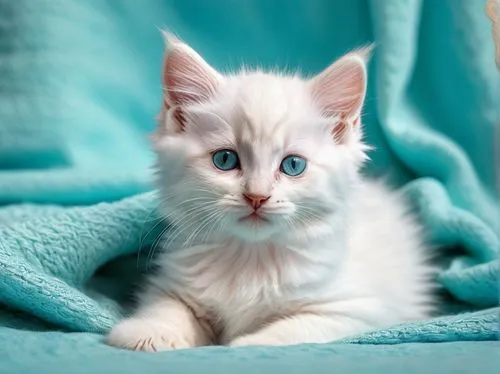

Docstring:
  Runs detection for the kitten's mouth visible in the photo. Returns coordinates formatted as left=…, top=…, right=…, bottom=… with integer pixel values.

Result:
left=238, top=212, right=269, bottom=224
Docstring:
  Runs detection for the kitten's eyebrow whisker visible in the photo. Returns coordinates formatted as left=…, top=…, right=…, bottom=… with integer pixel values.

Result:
left=165, top=87, right=204, bottom=99
left=188, top=108, right=232, bottom=130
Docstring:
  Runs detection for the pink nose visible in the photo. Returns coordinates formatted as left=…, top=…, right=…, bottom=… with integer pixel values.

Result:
left=243, top=193, right=271, bottom=210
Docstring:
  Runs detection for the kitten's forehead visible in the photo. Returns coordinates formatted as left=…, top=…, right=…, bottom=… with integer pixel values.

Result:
left=235, top=115, right=286, bottom=148
left=189, top=71, right=329, bottom=156
left=228, top=72, right=313, bottom=140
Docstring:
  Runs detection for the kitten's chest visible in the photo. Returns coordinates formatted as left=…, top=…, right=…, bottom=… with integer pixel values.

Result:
left=164, top=243, right=318, bottom=340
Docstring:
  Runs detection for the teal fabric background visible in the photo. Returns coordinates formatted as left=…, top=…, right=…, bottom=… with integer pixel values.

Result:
left=0, top=0, right=498, bottom=373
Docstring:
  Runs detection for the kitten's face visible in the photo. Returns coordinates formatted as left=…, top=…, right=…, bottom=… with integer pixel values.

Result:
left=155, top=36, right=369, bottom=244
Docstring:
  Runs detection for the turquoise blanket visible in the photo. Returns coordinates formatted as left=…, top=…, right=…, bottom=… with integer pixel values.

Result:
left=0, top=0, right=499, bottom=373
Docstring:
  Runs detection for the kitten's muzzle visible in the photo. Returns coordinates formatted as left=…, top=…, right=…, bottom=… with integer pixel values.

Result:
left=242, top=193, right=271, bottom=210
left=238, top=211, right=270, bottom=224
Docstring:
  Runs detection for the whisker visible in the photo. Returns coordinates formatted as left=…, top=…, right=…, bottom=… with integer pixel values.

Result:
left=138, top=216, right=165, bottom=268
left=158, top=206, right=213, bottom=247
left=157, top=204, right=218, bottom=256
left=183, top=208, right=223, bottom=248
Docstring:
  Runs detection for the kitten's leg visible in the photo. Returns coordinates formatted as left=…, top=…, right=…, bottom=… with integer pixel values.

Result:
left=229, top=313, right=372, bottom=347
left=106, top=294, right=212, bottom=351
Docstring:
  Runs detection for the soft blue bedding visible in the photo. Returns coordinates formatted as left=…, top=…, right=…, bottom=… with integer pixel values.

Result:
left=0, top=0, right=498, bottom=373
left=1, top=327, right=500, bottom=374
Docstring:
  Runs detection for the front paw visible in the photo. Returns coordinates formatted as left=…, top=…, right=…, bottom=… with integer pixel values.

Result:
left=106, top=318, right=193, bottom=352
left=229, top=333, right=284, bottom=347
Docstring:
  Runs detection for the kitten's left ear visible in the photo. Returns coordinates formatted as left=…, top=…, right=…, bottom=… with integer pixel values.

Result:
left=310, top=47, right=372, bottom=142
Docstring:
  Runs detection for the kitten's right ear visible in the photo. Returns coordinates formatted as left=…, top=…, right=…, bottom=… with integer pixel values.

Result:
left=161, top=33, right=222, bottom=108
left=310, top=47, right=372, bottom=143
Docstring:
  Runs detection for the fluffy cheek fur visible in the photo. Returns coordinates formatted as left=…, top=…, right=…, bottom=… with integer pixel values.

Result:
left=154, top=136, right=231, bottom=239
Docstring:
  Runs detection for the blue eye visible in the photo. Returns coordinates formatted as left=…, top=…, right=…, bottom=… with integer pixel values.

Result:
left=280, top=155, right=307, bottom=176
left=212, top=149, right=240, bottom=171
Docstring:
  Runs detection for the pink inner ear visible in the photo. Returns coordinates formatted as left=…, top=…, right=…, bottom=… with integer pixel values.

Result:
left=312, top=53, right=367, bottom=120
left=171, top=107, right=187, bottom=132
left=163, top=45, right=220, bottom=107
left=331, top=117, right=361, bottom=143
left=332, top=121, right=347, bottom=142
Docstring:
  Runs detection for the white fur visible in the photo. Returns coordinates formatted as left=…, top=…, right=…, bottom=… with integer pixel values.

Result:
left=106, top=37, right=434, bottom=351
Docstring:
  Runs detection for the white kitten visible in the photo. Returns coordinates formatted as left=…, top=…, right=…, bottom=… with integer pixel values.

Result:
left=106, top=35, right=434, bottom=351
